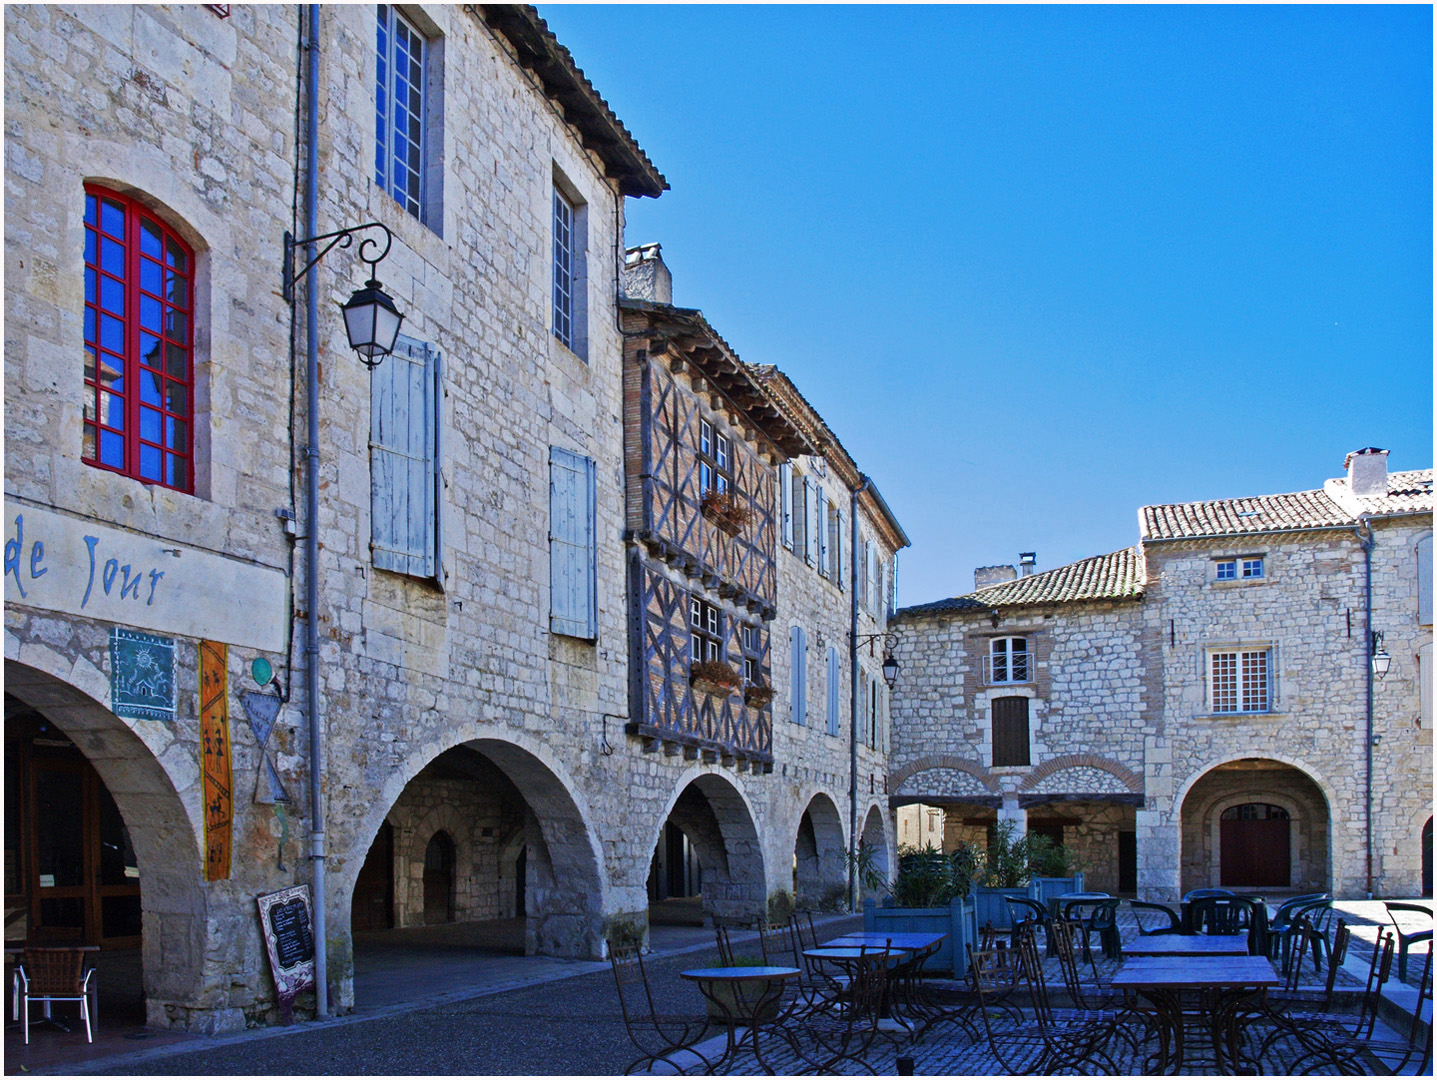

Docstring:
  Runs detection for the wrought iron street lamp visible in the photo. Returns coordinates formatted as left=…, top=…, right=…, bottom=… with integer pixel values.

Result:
left=283, top=221, right=404, bottom=365
left=1371, top=631, right=1391, bottom=679
left=856, top=632, right=901, bottom=688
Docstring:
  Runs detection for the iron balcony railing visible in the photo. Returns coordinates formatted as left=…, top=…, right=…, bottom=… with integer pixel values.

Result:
left=982, top=652, right=1033, bottom=685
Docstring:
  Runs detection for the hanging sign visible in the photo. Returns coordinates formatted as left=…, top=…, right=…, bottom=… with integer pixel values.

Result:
left=257, top=884, right=316, bottom=1024
left=109, top=627, right=175, bottom=722
left=200, top=640, right=232, bottom=881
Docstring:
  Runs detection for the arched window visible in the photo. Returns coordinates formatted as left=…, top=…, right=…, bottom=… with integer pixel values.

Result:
left=1220, top=803, right=1289, bottom=821
left=83, top=185, right=194, bottom=492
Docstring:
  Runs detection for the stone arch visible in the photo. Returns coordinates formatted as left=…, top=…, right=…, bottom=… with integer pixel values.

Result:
left=1177, top=757, right=1332, bottom=895
left=1019, top=754, right=1143, bottom=794
left=889, top=755, right=997, bottom=794
left=391, top=801, right=472, bottom=924
left=859, top=804, right=891, bottom=900
left=652, top=769, right=767, bottom=925
left=793, top=792, right=846, bottom=911
left=336, top=727, right=609, bottom=989
left=5, top=660, right=209, bottom=1028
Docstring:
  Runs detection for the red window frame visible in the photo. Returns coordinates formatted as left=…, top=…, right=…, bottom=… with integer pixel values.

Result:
left=83, top=185, right=195, bottom=493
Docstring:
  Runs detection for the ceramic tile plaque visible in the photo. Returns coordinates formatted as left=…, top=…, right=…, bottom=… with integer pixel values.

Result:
left=109, top=627, right=176, bottom=722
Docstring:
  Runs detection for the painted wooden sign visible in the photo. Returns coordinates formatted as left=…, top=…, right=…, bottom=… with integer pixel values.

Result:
left=109, top=627, right=175, bottom=722
left=4, top=501, right=287, bottom=650
left=200, top=640, right=232, bottom=881
left=257, top=884, right=316, bottom=1023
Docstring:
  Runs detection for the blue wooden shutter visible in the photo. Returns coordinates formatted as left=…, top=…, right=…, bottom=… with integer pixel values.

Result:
left=790, top=625, right=807, bottom=726
left=826, top=646, right=840, bottom=735
left=779, top=463, right=794, bottom=549
left=835, top=508, right=844, bottom=591
left=1419, top=535, right=1432, bottom=627
left=816, top=489, right=828, bottom=575
left=804, top=480, right=817, bottom=566
left=549, top=446, right=597, bottom=638
left=858, top=673, right=868, bottom=745
left=371, top=336, right=438, bottom=578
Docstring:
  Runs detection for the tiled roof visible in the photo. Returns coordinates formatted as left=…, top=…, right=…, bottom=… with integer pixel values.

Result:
left=1141, top=469, right=1432, bottom=541
left=897, top=548, right=1144, bottom=618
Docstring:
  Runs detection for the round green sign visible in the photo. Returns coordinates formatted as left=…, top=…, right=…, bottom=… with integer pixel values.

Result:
left=251, top=657, right=274, bottom=687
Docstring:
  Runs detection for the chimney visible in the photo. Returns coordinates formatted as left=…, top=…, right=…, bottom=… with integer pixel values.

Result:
left=974, top=565, right=1017, bottom=590
left=1019, top=552, right=1038, bottom=577
left=621, top=242, right=672, bottom=305
left=1345, top=447, right=1389, bottom=497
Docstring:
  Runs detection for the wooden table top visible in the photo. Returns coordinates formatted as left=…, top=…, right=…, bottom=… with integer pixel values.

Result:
left=680, top=966, right=799, bottom=982
left=1110, top=955, right=1279, bottom=990
left=824, top=932, right=945, bottom=950
left=1124, top=936, right=1250, bottom=957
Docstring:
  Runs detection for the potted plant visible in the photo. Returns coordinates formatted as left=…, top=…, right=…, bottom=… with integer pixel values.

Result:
left=1025, top=833, right=1084, bottom=910
left=704, top=955, right=784, bottom=1024
left=973, top=820, right=1033, bottom=930
left=701, top=489, right=753, bottom=535
left=690, top=659, right=742, bottom=697
left=743, top=683, right=774, bottom=709
left=858, top=842, right=980, bottom=977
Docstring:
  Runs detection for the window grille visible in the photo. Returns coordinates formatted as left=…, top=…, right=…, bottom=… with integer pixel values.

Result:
left=1210, top=649, right=1270, bottom=713
left=376, top=5, right=427, bottom=219
left=553, top=187, right=575, bottom=348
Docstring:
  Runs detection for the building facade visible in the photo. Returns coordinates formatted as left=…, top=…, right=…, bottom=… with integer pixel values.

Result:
left=889, top=449, right=1432, bottom=901
left=4, top=4, right=906, bottom=1032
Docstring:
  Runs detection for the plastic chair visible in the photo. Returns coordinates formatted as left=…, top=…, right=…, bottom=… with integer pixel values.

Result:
left=1189, top=895, right=1258, bottom=936
left=1005, top=895, right=1055, bottom=955
left=1383, top=901, right=1433, bottom=982
left=1062, top=897, right=1122, bottom=964
left=1127, top=899, right=1182, bottom=936
left=1182, top=888, right=1234, bottom=902
left=13, top=947, right=96, bottom=1044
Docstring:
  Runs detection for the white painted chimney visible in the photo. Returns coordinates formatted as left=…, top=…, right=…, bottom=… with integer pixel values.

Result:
left=1345, top=447, right=1389, bottom=497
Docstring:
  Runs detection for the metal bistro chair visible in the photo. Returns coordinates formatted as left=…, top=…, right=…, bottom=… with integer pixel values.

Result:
left=13, top=946, right=97, bottom=1044
left=781, top=947, right=891, bottom=1075
left=609, top=945, right=715, bottom=1075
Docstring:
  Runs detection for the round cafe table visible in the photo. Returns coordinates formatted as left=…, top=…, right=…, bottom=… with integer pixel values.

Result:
left=680, top=966, right=798, bottom=1075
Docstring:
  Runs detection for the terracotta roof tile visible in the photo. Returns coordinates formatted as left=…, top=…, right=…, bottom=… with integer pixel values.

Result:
left=897, top=548, right=1144, bottom=618
left=1323, top=469, right=1434, bottom=517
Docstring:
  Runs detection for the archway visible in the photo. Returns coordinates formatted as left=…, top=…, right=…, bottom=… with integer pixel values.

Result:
left=4, top=662, right=207, bottom=1029
left=793, top=793, right=846, bottom=911
left=859, top=805, right=891, bottom=901
left=649, top=773, right=767, bottom=927
left=341, top=735, right=608, bottom=1006
left=1179, top=759, right=1331, bottom=895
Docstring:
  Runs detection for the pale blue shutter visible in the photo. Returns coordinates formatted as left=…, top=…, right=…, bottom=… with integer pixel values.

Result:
left=779, top=463, right=794, bottom=549
left=816, top=489, right=828, bottom=575
left=1419, top=535, right=1432, bottom=626
left=835, top=509, right=844, bottom=591
left=826, top=646, right=840, bottom=736
left=790, top=625, right=807, bottom=726
left=804, top=480, right=817, bottom=567
left=371, top=336, right=438, bottom=578
left=858, top=674, right=868, bottom=746
left=549, top=446, right=597, bottom=638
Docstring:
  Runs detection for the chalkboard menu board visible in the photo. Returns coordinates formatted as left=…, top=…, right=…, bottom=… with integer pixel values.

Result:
left=257, top=884, right=316, bottom=1022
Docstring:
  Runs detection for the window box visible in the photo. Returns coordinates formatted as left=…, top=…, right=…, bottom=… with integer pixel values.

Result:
left=691, top=659, right=742, bottom=697
left=701, top=489, right=751, bottom=536
left=743, top=684, right=774, bottom=709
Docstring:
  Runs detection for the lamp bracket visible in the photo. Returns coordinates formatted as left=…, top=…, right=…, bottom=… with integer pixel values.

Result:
left=283, top=222, right=394, bottom=302
left=854, top=632, right=896, bottom=651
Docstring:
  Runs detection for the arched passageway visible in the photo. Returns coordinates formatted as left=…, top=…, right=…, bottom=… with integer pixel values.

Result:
left=4, top=662, right=207, bottom=1028
left=649, top=773, right=766, bottom=927
left=859, top=805, right=891, bottom=901
left=793, top=794, right=846, bottom=911
left=343, top=736, right=607, bottom=990
left=1179, top=759, right=1331, bottom=895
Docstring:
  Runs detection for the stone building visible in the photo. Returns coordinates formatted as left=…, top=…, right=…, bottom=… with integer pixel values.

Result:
left=890, top=449, right=1433, bottom=901
left=4, top=4, right=907, bottom=1033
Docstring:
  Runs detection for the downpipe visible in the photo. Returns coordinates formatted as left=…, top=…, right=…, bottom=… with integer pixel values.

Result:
left=848, top=476, right=870, bottom=911
left=1357, top=516, right=1375, bottom=900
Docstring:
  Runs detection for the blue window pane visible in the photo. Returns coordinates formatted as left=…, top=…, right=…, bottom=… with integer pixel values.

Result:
left=100, top=314, right=124, bottom=353
left=139, top=368, right=161, bottom=406
left=166, top=454, right=187, bottom=489
left=140, top=333, right=161, bottom=366
left=165, top=270, right=186, bottom=307
left=103, top=390, right=125, bottom=426
left=165, top=342, right=186, bottom=378
left=84, top=306, right=95, bottom=343
left=139, top=219, right=162, bottom=259
left=100, top=198, right=125, bottom=239
left=85, top=229, right=96, bottom=266
left=166, top=416, right=187, bottom=451
left=140, top=295, right=161, bottom=332
left=100, top=429, right=125, bottom=467
left=164, top=237, right=187, bottom=272
left=141, top=258, right=161, bottom=297
left=100, top=275, right=124, bottom=315
left=140, top=406, right=161, bottom=442
left=85, top=194, right=97, bottom=225
left=165, top=380, right=188, bottom=416
left=101, top=237, right=125, bottom=277
left=166, top=308, right=188, bottom=343
left=84, top=347, right=97, bottom=384
left=139, top=444, right=162, bottom=481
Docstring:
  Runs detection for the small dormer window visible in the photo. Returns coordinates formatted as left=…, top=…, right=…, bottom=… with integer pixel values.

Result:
left=1241, top=557, right=1264, bottom=579
left=1216, top=560, right=1237, bottom=580
left=1216, top=556, right=1264, bottom=582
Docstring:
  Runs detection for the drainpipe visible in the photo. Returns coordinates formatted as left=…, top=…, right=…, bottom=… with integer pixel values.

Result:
left=1357, top=515, right=1375, bottom=899
left=302, top=2, right=329, bottom=1018
left=848, top=475, right=871, bottom=911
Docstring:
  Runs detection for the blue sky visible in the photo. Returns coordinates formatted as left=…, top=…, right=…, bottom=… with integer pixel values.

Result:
left=540, top=4, right=1433, bottom=606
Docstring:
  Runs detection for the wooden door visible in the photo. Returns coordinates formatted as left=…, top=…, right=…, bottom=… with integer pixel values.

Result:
left=1220, top=804, right=1290, bottom=887
left=352, top=821, right=393, bottom=932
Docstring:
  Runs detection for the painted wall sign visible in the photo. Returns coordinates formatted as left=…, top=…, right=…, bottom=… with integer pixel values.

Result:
left=110, top=628, right=175, bottom=722
left=257, top=884, right=316, bottom=1024
left=200, top=640, right=232, bottom=882
left=4, top=500, right=287, bottom=650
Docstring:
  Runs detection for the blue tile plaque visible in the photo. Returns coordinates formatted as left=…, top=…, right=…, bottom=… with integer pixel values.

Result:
left=109, top=627, right=176, bottom=722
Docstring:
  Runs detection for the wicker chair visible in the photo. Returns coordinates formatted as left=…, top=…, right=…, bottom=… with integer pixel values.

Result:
left=13, top=947, right=96, bottom=1044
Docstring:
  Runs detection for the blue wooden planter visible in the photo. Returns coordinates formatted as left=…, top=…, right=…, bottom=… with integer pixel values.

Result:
left=973, top=887, right=1029, bottom=930
left=862, top=895, right=977, bottom=977
left=1029, top=873, right=1085, bottom=911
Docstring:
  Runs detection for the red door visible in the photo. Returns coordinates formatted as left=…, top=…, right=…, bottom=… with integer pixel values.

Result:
left=1220, top=804, right=1290, bottom=887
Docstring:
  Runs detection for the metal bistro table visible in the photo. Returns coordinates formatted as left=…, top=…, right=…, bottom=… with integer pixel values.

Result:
left=1123, top=936, right=1251, bottom=958
left=1109, top=954, right=1280, bottom=1074
left=679, top=965, right=800, bottom=1075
